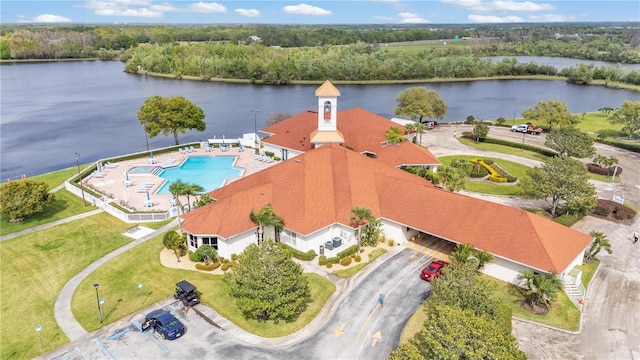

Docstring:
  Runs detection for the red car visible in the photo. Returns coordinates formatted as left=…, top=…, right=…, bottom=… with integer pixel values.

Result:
left=420, top=260, right=448, bottom=281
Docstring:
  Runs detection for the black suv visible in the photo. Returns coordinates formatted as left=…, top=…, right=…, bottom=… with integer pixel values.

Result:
left=174, top=280, right=200, bottom=306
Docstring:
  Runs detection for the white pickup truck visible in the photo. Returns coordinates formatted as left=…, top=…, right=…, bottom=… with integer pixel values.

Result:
left=511, top=124, right=543, bottom=135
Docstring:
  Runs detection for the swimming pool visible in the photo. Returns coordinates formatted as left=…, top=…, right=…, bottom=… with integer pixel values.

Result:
left=155, top=156, right=242, bottom=195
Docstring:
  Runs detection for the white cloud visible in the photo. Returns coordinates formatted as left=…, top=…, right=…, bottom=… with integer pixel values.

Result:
left=492, top=1, right=554, bottom=11
left=468, top=14, right=524, bottom=22
left=398, top=12, right=430, bottom=23
left=18, top=14, right=72, bottom=23
left=442, top=0, right=553, bottom=12
left=283, top=4, right=332, bottom=16
left=374, top=15, right=395, bottom=22
left=188, top=2, right=226, bottom=13
left=235, top=8, right=260, bottom=18
left=83, top=0, right=163, bottom=17
left=528, top=13, right=575, bottom=22
left=149, top=3, right=180, bottom=12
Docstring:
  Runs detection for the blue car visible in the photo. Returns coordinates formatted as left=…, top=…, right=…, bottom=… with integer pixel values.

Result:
left=143, top=309, right=186, bottom=340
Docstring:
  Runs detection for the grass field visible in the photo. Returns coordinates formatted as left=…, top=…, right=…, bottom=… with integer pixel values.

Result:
left=0, top=213, right=133, bottom=360
left=438, top=155, right=531, bottom=196
left=457, top=137, right=549, bottom=162
left=0, top=189, right=97, bottom=236
left=72, top=234, right=336, bottom=338
left=29, top=164, right=91, bottom=190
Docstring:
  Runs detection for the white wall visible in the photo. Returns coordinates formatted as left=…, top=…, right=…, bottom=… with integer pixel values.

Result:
left=380, top=218, right=410, bottom=245
left=481, top=256, right=528, bottom=285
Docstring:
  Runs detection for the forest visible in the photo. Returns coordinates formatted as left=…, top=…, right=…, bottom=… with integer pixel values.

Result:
left=1, top=23, right=639, bottom=85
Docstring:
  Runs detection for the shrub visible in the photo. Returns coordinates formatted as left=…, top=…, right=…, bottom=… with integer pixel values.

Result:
left=388, top=239, right=394, bottom=246
left=496, top=117, right=506, bottom=126
left=326, top=263, right=333, bottom=268
left=465, top=115, right=476, bottom=124
left=354, top=255, right=362, bottom=262
left=592, top=199, right=636, bottom=221
left=554, top=214, right=581, bottom=226
left=231, top=253, right=238, bottom=261
left=273, top=156, right=281, bottom=161
left=340, top=256, right=353, bottom=266
left=318, top=255, right=327, bottom=265
left=586, top=164, right=623, bottom=177
left=188, top=251, right=199, bottom=262
left=264, top=151, right=274, bottom=157
left=277, top=242, right=316, bottom=261
left=221, top=263, right=230, bottom=271
left=337, top=245, right=358, bottom=259
left=195, top=262, right=221, bottom=271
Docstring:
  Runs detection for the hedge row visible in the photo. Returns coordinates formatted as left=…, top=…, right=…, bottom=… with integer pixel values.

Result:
left=195, top=262, right=221, bottom=271
left=587, top=164, right=623, bottom=176
left=597, top=138, right=640, bottom=153
left=276, top=242, right=316, bottom=261
left=337, top=244, right=358, bottom=259
left=482, top=137, right=558, bottom=157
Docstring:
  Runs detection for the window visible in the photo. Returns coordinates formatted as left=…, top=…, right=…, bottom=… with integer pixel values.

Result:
left=202, top=237, right=218, bottom=250
left=189, top=234, right=197, bottom=249
left=282, top=230, right=297, bottom=246
left=323, top=101, right=331, bottom=120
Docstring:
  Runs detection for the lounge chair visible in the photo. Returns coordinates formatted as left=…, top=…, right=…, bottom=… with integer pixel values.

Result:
left=189, top=146, right=196, bottom=152
left=105, top=162, right=118, bottom=168
left=238, top=145, right=244, bottom=152
left=93, top=171, right=106, bottom=178
left=179, top=147, right=186, bottom=154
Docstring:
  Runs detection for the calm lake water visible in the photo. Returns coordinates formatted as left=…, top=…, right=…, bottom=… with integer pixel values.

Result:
left=1, top=59, right=637, bottom=180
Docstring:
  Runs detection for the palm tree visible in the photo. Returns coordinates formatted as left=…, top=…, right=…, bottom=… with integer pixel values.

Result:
left=168, top=179, right=188, bottom=230
left=413, top=121, right=426, bottom=146
left=586, top=231, right=613, bottom=261
left=183, top=182, right=205, bottom=211
left=250, top=204, right=285, bottom=243
left=474, top=250, right=494, bottom=270
left=350, top=206, right=373, bottom=252
left=518, top=269, right=564, bottom=309
left=385, top=126, right=406, bottom=144
left=163, top=231, right=186, bottom=261
left=450, top=243, right=474, bottom=266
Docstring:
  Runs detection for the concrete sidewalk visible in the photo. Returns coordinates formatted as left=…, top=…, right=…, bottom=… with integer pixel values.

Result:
left=53, top=218, right=179, bottom=341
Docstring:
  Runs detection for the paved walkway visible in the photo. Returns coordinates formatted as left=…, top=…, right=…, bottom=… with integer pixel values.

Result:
left=0, top=209, right=104, bottom=242
left=54, top=218, right=179, bottom=341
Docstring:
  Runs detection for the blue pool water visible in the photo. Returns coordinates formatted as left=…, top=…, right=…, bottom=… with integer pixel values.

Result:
left=156, top=156, right=241, bottom=195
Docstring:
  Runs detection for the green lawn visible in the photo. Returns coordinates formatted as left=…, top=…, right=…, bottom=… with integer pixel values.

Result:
left=575, top=112, right=624, bottom=137
left=0, top=189, right=97, bottom=236
left=72, top=235, right=336, bottom=337
left=457, top=137, right=549, bottom=162
left=29, top=164, right=91, bottom=190
left=485, top=276, right=581, bottom=331
left=0, top=213, right=134, bottom=360
left=438, top=155, right=531, bottom=196
left=575, top=259, right=600, bottom=289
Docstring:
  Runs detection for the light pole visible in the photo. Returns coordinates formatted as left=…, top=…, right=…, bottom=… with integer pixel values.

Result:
left=75, top=153, right=87, bottom=207
left=35, top=324, right=43, bottom=350
left=253, top=109, right=259, bottom=149
left=94, top=283, right=103, bottom=323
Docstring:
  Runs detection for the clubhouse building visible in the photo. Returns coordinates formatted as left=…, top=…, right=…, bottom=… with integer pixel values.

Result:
left=181, top=81, right=593, bottom=286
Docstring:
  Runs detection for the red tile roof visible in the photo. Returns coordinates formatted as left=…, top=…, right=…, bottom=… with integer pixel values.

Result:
left=261, top=107, right=440, bottom=167
left=182, top=144, right=592, bottom=273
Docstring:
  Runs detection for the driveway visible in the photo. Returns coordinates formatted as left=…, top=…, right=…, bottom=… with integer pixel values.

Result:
left=427, top=124, right=640, bottom=359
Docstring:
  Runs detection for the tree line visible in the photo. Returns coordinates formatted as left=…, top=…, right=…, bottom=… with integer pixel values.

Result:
left=121, top=41, right=640, bottom=85
left=1, top=23, right=638, bottom=63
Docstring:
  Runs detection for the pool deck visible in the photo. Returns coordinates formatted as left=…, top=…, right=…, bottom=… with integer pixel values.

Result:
left=85, top=146, right=276, bottom=212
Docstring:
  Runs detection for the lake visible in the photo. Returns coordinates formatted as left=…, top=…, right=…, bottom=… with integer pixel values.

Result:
left=1, top=59, right=637, bottom=180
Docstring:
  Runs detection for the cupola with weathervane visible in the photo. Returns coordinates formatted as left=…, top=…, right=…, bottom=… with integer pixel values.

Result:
left=310, top=80, right=345, bottom=147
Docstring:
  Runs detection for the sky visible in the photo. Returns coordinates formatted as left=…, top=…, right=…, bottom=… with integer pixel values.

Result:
left=1, top=0, right=639, bottom=25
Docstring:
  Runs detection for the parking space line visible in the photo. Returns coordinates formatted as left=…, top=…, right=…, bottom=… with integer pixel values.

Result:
left=132, top=320, right=168, bottom=352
